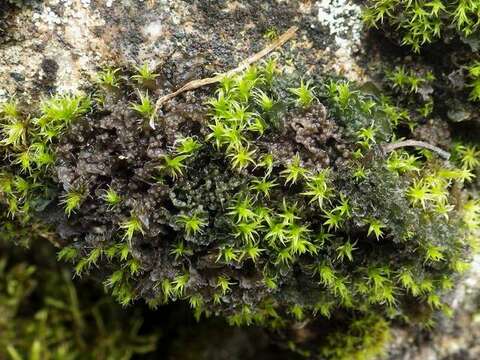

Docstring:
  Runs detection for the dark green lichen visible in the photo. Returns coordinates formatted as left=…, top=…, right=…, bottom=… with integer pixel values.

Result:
left=1, top=55, right=479, bottom=358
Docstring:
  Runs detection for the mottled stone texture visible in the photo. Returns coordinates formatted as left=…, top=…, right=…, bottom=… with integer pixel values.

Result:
left=0, top=0, right=367, bottom=100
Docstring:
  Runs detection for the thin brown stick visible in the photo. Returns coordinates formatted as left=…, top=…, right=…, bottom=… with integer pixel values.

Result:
left=381, top=140, right=451, bottom=160
left=150, top=26, right=299, bottom=128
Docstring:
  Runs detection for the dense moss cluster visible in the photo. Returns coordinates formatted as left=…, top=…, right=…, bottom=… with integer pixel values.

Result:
left=364, top=0, right=480, bottom=115
left=363, top=0, right=480, bottom=52
left=0, top=0, right=480, bottom=352
left=0, top=94, right=89, bottom=227
left=0, top=94, right=161, bottom=358
left=0, top=49, right=479, bottom=356
left=4, top=58, right=478, bottom=310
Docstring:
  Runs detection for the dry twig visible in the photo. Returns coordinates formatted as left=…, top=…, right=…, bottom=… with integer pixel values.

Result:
left=381, top=140, right=451, bottom=160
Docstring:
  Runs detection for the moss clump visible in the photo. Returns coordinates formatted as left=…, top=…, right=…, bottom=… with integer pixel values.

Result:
left=319, top=314, right=391, bottom=360
left=363, top=0, right=480, bottom=53
left=288, top=314, right=391, bottom=360
left=0, top=93, right=158, bottom=357
left=363, top=1, right=480, bottom=117
left=1, top=56, right=479, bottom=358
left=0, top=95, right=91, bottom=226
left=0, top=226, right=158, bottom=359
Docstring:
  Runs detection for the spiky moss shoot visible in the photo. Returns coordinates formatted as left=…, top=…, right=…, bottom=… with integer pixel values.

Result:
left=175, top=136, right=202, bottom=155
left=96, top=67, right=121, bottom=88
left=263, top=27, right=279, bottom=41
left=61, top=187, right=86, bottom=217
left=100, top=185, right=122, bottom=208
left=386, top=66, right=435, bottom=94
left=5, top=57, right=475, bottom=357
left=131, top=63, right=159, bottom=87
left=467, top=61, right=480, bottom=101
left=0, top=93, right=91, bottom=225
left=129, top=92, right=155, bottom=119
left=120, top=213, right=145, bottom=246
left=0, top=116, right=28, bottom=148
left=0, top=99, right=20, bottom=120
left=39, top=94, right=91, bottom=126
left=453, top=144, right=480, bottom=170
left=289, top=80, right=316, bottom=108
left=177, top=212, right=208, bottom=237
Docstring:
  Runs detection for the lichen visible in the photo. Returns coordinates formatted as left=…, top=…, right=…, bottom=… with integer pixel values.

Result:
left=1, top=50, right=479, bottom=358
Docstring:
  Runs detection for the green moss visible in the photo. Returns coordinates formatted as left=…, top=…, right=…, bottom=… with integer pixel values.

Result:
left=320, top=314, right=391, bottom=360
left=1, top=57, right=479, bottom=358
left=363, top=0, right=480, bottom=52
left=0, top=94, right=89, bottom=226
left=0, top=226, right=158, bottom=359
left=467, top=61, right=480, bottom=101
left=386, top=66, right=435, bottom=94
left=363, top=1, right=480, bottom=114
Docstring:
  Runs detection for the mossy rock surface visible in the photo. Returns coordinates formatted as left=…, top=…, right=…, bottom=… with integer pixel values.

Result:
left=0, top=1, right=479, bottom=359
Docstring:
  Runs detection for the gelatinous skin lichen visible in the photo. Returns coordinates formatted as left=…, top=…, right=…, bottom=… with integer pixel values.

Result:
left=51, top=60, right=478, bottom=319
left=1, top=56, right=479, bottom=358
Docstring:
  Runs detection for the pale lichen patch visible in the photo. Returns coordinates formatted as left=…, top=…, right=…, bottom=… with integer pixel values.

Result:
left=316, top=0, right=366, bottom=81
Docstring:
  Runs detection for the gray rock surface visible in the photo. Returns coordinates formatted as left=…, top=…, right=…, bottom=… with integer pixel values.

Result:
left=0, top=0, right=366, bottom=102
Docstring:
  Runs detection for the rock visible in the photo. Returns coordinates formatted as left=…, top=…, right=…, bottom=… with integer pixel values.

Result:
left=0, top=0, right=369, bottom=104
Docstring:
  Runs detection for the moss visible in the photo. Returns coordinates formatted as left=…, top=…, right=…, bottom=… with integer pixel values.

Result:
left=362, top=0, right=480, bottom=136
left=467, top=61, right=480, bottom=101
left=285, top=313, right=391, bottom=360
left=363, top=0, right=480, bottom=53
left=1, top=55, right=479, bottom=358
left=0, top=222, right=159, bottom=359
left=320, top=314, right=391, bottom=360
